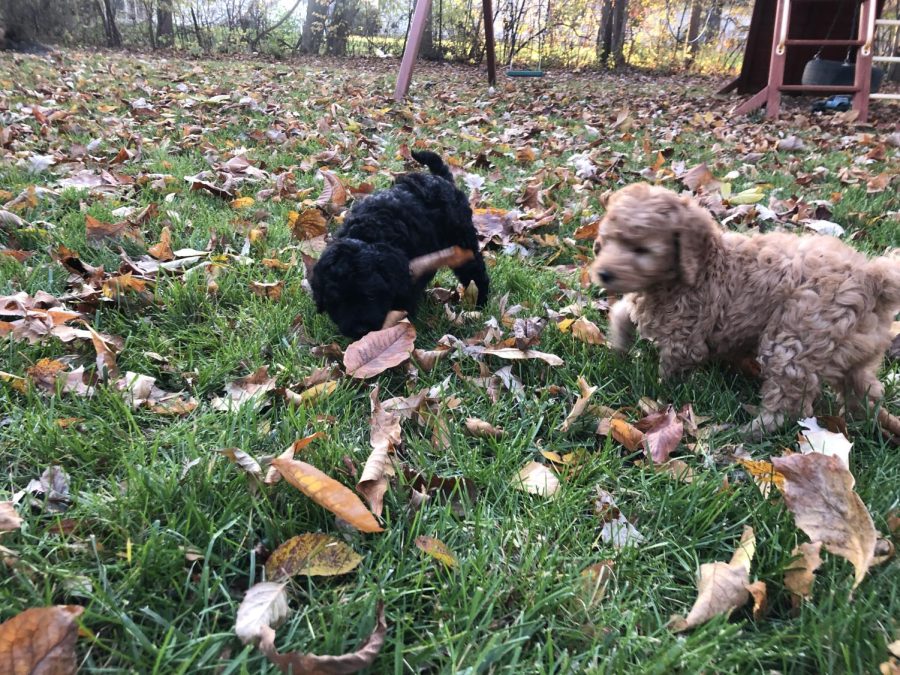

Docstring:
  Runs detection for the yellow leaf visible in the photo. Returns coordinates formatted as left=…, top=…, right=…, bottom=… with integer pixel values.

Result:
left=230, top=197, right=255, bottom=209
left=283, top=381, right=338, bottom=406
left=557, top=318, right=575, bottom=332
left=272, top=457, right=383, bottom=533
left=265, top=533, right=363, bottom=579
left=415, top=536, right=458, bottom=567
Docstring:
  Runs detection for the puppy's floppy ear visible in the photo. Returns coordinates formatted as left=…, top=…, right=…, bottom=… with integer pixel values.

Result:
left=674, top=196, right=718, bottom=286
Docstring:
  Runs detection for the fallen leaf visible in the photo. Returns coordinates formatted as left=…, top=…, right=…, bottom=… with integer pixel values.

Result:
left=212, top=366, right=276, bottom=411
left=357, top=386, right=402, bottom=517
left=464, top=418, right=505, bottom=438
left=797, top=417, right=852, bottom=469
left=87, top=325, right=118, bottom=381
left=219, top=448, right=263, bottom=482
left=289, top=208, right=328, bottom=240
left=772, top=453, right=877, bottom=589
left=669, top=526, right=756, bottom=631
left=657, top=458, right=694, bottom=483
left=738, top=458, right=785, bottom=498
left=472, top=345, right=564, bottom=366
left=594, top=488, right=644, bottom=548
left=607, top=418, right=644, bottom=452
left=408, top=246, right=475, bottom=280
left=265, top=533, right=363, bottom=579
left=580, top=560, right=614, bottom=608
left=514, top=461, right=560, bottom=498
left=263, top=434, right=324, bottom=485
left=559, top=376, right=598, bottom=432
left=745, top=579, right=768, bottom=620
left=681, top=162, right=719, bottom=191
left=231, top=196, right=255, bottom=209
left=415, top=536, right=458, bottom=567
left=85, top=214, right=142, bottom=244
left=776, top=135, right=806, bottom=152
left=0, top=502, right=21, bottom=534
left=344, top=322, right=416, bottom=379
left=148, top=226, right=174, bottom=261
left=249, top=280, right=284, bottom=301
left=570, top=316, right=605, bottom=345
left=784, top=541, right=823, bottom=602
left=283, top=381, right=338, bottom=406
left=235, top=581, right=289, bottom=645
left=273, top=457, right=383, bottom=533
left=637, top=405, right=683, bottom=464
left=0, top=605, right=84, bottom=675
left=260, top=601, right=386, bottom=674
left=316, top=169, right=347, bottom=213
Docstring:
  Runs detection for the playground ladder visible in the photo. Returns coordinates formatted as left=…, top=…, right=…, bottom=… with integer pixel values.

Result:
left=733, top=0, right=899, bottom=121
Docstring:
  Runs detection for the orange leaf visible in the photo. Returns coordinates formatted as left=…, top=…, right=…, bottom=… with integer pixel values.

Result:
left=344, top=322, right=416, bottom=379
left=272, top=457, right=383, bottom=533
left=609, top=418, right=644, bottom=452
left=148, top=226, right=174, bottom=261
left=0, top=605, right=84, bottom=674
left=316, top=169, right=347, bottom=212
left=289, top=208, right=328, bottom=241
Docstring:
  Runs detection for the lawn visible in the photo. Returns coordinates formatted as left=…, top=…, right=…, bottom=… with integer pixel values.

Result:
left=0, top=50, right=898, bottom=674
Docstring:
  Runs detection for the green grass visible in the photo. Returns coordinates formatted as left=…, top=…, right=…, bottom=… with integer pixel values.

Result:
left=1, top=51, right=899, bottom=673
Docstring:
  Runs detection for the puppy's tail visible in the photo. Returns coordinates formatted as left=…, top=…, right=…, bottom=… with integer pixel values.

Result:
left=411, top=150, right=454, bottom=183
left=869, top=253, right=900, bottom=312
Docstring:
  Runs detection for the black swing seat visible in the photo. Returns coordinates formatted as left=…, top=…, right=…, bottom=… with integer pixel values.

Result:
left=802, top=58, right=884, bottom=92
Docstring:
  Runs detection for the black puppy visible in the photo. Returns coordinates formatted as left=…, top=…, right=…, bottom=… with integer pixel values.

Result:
left=311, top=151, right=489, bottom=338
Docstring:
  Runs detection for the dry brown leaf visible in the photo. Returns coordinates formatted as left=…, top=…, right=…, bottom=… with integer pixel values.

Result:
left=87, top=325, right=118, bottom=381
left=219, top=448, right=263, bottom=482
left=657, top=459, right=694, bottom=483
left=289, top=208, right=328, bottom=241
left=85, top=214, right=142, bottom=244
left=570, top=316, right=605, bottom=345
left=0, top=502, right=21, bottom=534
left=263, top=434, right=325, bottom=485
left=0, top=605, right=84, bottom=675
left=414, top=535, right=458, bottom=567
left=265, top=533, right=363, bottom=579
left=235, top=581, right=289, bottom=645
left=464, top=418, right=505, bottom=438
left=669, top=526, right=756, bottom=632
left=212, top=366, right=276, bottom=411
left=249, top=280, right=284, bottom=301
left=344, top=322, right=416, bottom=379
left=514, top=461, right=560, bottom=498
left=559, top=376, right=598, bottom=432
left=316, top=169, right=347, bottom=213
left=681, top=162, right=719, bottom=191
left=607, top=418, right=644, bottom=452
left=260, top=601, right=386, bottom=674
left=745, top=580, right=768, bottom=620
left=772, top=453, right=877, bottom=589
left=357, top=386, right=402, bottom=517
left=637, top=405, right=683, bottom=464
left=573, top=221, right=599, bottom=240
left=408, top=246, right=475, bottom=281
left=784, top=541, right=823, bottom=602
left=148, top=226, right=174, bottom=261
left=272, top=457, right=383, bottom=533
left=473, top=345, right=564, bottom=366
left=580, top=560, right=614, bottom=608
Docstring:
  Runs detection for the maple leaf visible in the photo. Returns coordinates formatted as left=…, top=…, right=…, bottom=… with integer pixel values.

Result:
left=289, top=208, right=328, bottom=241
left=772, top=453, right=877, bottom=589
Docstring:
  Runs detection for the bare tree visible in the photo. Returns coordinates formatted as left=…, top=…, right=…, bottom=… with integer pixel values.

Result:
left=157, top=0, right=174, bottom=47
left=96, top=0, right=122, bottom=47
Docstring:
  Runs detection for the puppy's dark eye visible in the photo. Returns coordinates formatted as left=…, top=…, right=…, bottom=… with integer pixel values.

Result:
left=632, top=245, right=650, bottom=255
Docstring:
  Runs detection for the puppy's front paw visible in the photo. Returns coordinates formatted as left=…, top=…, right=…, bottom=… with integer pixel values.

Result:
left=608, top=298, right=637, bottom=353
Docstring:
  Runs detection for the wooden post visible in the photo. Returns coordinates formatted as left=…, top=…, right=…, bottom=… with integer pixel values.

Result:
left=764, top=0, right=789, bottom=118
left=394, top=0, right=433, bottom=101
left=483, top=0, right=497, bottom=85
left=853, top=0, right=875, bottom=122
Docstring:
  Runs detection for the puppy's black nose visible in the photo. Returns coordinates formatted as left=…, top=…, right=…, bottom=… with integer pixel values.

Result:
left=599, top=271, right=614, bottom=284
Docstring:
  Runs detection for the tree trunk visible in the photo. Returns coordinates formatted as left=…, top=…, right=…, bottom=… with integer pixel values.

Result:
left=99, top=0, right=122, bottom=47
left=610, top=0, right=628, bottom=68
left=596, top=0, right=613, bottom=66
left=157, top=0, right=174, bottom=48
left=421, top=4, right=439, bottom=60
left=685, top=0, right=703, bottom=66
left=190, top=5, right=206, bottom=50
left=325, top=0, right=355, bottom=56
left=300, top=0, right=328, bottom=54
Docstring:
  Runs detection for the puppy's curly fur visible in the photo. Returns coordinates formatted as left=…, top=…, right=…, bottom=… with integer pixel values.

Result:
left=592, top=183, right=900, bottom=438
left=311, top=151, right=489, bottom=338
